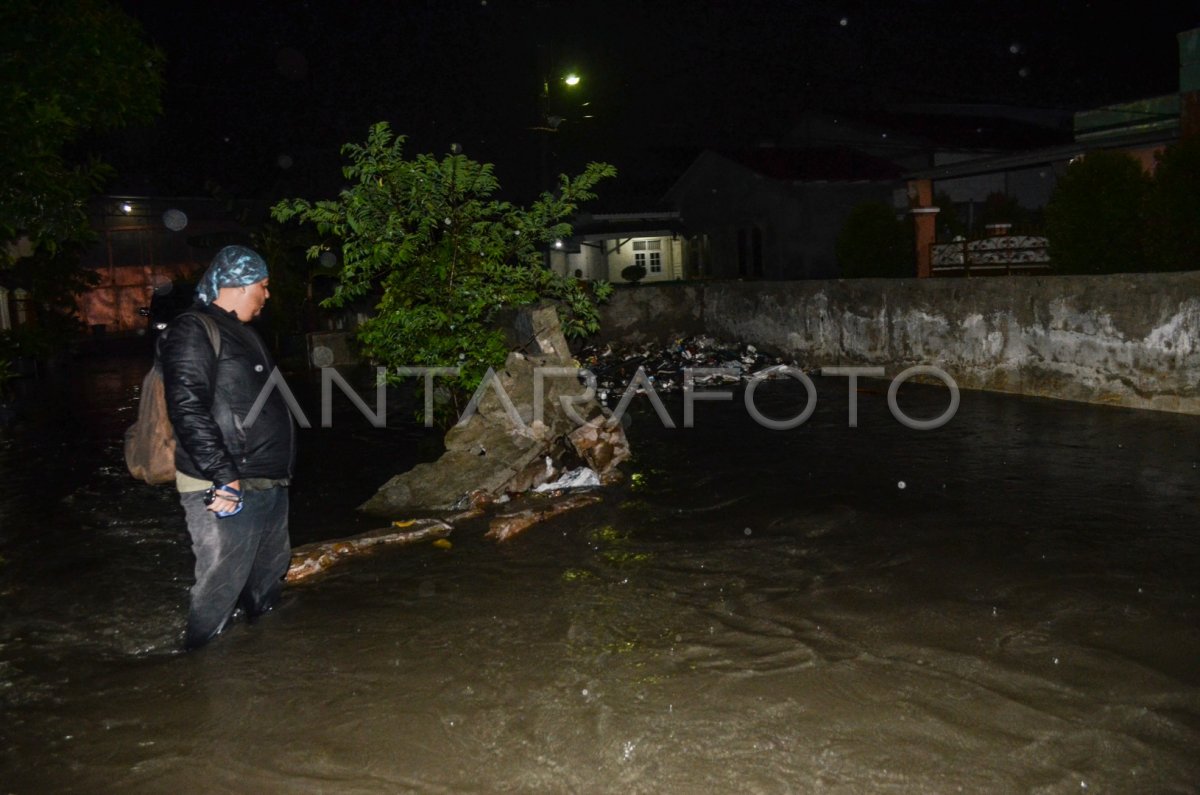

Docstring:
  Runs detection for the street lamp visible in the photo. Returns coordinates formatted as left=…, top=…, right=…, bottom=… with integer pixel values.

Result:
left=538, top=71, right=582, bottom=130
left=536, top=69, right=583, bottom=190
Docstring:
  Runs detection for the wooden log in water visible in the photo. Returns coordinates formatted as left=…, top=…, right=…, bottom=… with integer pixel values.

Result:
left=286, top=519, right=452, bottom=583
left=485, top=493, right=603, bottom=543
left=287, top=491, right=602, bottom=582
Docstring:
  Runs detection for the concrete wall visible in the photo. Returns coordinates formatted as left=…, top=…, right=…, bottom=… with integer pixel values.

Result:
left=594, top=274, right=1200, bottom=413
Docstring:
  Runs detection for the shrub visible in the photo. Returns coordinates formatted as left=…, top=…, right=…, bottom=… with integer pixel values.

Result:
left=836, top=202, right=914, bottom=278
left=620, top=264, right=647, bottom=284
left=1045, top=150, right=1150, bottom=274
left=1145, top=137, right=1200, bottom=272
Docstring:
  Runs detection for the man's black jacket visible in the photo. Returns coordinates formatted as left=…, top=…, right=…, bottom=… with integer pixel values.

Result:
left=158, top=303, right=295, bottom=486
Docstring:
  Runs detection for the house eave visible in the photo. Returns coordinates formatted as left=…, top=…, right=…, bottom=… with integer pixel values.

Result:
left=903, top=127, right=1179, bottom=181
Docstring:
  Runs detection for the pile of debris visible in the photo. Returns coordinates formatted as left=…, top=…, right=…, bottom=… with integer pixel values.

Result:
left=576, top=335, right=806, bottom=406
left=359, top=305, right=630, bottom=516
left=291, top=333, right=814, bottom=583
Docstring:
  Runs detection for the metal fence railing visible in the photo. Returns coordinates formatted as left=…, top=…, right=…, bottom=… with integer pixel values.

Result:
left=931, top=234, right=1051, bottom=277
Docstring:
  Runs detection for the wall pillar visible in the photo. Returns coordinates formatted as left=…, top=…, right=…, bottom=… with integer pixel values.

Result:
left=907, top=178, right=939, bottom=278
left=0, top=286, right=10, bottom=332
left=1180, top=29, right=1200, bottom=139
left=1182, top=91, right=1200, bottom=140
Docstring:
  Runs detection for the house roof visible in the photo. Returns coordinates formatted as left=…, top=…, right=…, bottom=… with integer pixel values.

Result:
left=845, top=106, right=1073, bottom=151
left=569, top=211, right=686, bottom=241
left=903, top=125, right=1179, bottom=181
left=718, top=146, right=905, bottom=182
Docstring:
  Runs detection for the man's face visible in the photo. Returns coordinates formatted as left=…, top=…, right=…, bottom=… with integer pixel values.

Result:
left=245, top=278, right=270, bottom=319
left=213, top=275, right=271, bottom=322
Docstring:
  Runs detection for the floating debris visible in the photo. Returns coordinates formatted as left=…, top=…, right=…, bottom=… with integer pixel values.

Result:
left=287, top=519, right=452, bottom=583
left=486, top=493, right=604, bottom=543
left=575, top=335, right=806, bottom=407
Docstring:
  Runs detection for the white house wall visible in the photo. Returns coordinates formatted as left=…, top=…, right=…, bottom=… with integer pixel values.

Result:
left=549, top=242, right=630, bottom=282
left=548, top=249, right=571, bottom=277
left=604, top=237, right=677, bottom=283
left=583, top=244, right=604, bottom=280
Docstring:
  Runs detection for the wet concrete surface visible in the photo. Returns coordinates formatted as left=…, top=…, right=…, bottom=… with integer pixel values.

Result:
left=1, top=349, right=1198, bottom=792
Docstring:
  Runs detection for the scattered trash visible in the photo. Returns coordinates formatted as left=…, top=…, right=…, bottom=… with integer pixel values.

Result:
left=575, top=335, right=808, bottom=407
left=533, top=467, right=601, bottom=493
left=432, top=538, right=453, bottom=550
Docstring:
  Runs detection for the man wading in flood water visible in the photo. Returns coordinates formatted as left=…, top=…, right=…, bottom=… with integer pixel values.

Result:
left=159, top=245, right=296, bottom=650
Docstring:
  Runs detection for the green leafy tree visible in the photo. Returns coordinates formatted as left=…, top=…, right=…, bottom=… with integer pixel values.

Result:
left=1, top=0, right=163, bottom=349
left=1045, top=150, right=1150, bottom=274
left=1145, top=137, right=1200, bottom=272
left=1, top=0, right=163, bottom=258
left=251, top=221, right=322, bottom=343
left=272, top=123, right=615, bottom=394
left=2, top=247, right=101, bottom=353
left=836, top=202, right=914, bottom=278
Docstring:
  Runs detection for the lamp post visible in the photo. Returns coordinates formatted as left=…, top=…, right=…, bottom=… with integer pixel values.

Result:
left=536, top=70, right=581, bottom=192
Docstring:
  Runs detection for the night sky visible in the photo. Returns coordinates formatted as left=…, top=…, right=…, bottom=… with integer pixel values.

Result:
left=101, top=0, right=1198, bottom=206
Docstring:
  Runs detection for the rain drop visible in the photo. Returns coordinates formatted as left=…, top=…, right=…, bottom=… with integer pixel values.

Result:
left=839, top=16, right=849, bottom=26
left=162, top=208, right=188, bottom=231
left=897, top=480, right=906, bottom=489
left=743, top=527, right=752, bottom=536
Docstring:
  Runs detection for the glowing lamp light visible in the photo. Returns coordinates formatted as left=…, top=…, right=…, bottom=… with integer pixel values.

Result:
left=564, top=73, right=581, bottom=87
left=121, top=202, right=133, bottom=213
left=553, top=239, right=564, bottom=249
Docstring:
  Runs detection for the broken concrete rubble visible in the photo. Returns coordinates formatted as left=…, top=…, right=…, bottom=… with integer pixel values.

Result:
left=359, top=305, right=630, bottom=516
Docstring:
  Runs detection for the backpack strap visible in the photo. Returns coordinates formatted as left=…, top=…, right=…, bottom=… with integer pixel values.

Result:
left=194, top=312, right=222, bottom=357
left=173, top=309, right=221, bottom=357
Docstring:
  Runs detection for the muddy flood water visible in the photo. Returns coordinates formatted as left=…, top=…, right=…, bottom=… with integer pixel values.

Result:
left=1, top=349, right=1198, bottom=794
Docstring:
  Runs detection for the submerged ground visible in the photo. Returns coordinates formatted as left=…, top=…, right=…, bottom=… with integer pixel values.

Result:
left=1, top=349, right=1197, bottom=793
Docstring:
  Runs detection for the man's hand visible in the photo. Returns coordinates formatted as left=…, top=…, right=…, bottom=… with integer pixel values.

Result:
left=207, top=479, right=242, bottom=513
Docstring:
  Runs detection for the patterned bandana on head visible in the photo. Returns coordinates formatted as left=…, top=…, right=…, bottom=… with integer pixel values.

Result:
left=196, top=245, right=270, bottom=305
